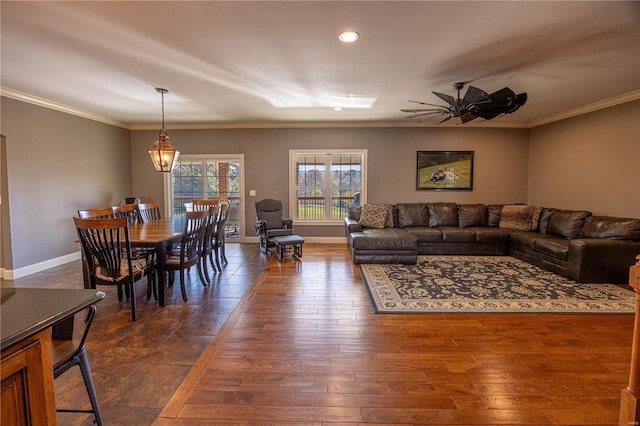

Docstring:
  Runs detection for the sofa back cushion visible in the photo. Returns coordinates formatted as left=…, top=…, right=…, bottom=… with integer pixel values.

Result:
left=581, top=216, right=640, bottom=241
left=427, top=203, right=458, bottom=227
left=537, top=208, right=557, bottom=234
left=397, top=203, right=428, bottom=228
left=458, top=204, right=488, bottom=228
left=486, top=204, right=503, bottom=227
left=548, top=210, right=592, bottom=239
left=348, top=204, right=362, bottom=221
left=499, top=205, right=541, bottom=231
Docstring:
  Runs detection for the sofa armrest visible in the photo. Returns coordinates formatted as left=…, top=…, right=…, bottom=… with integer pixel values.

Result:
left=568, top=238, right=640, bottom=283
left=345, top=217, right=362, bottom=235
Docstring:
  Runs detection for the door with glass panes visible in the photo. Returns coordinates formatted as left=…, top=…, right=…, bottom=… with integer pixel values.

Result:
left=168, top=155, right=243, bottom=241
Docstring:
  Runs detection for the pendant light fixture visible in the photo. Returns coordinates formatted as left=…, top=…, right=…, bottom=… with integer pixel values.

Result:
left=148, top=88, right=180, bottom=172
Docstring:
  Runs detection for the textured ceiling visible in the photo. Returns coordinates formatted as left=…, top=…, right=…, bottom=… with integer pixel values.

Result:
left=1, top=1, right=639, bottom=128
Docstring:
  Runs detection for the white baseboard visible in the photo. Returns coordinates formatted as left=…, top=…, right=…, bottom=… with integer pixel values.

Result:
left=5, top=251, right=81, bottom=280
left=3, top=237, right=348, bottom=280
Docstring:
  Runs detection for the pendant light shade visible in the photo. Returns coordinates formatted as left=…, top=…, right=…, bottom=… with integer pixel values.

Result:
left=148, top=88, right=180, bottom=172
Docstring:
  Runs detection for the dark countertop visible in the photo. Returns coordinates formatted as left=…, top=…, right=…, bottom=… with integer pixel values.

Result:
left=1, top=287, right=104, bottom=351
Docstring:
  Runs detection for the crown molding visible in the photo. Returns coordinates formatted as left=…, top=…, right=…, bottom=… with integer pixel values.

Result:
left=130, top=120, right=529, bottom=131
left=0, top=87, right=131, bottom=130
left=3, top=86, right=638, bottom=131
left=529, top=90, right=640, bottom=128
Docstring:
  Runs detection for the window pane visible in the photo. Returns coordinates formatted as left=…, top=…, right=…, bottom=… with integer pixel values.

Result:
left=291, top=151, right=365, bottom=221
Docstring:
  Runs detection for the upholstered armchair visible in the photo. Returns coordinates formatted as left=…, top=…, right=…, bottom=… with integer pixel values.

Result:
left=255, top=199, right=294, bottom=253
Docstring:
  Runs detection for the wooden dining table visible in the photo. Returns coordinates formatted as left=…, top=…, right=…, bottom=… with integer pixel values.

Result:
left=128, top=217, right=184, bottom=307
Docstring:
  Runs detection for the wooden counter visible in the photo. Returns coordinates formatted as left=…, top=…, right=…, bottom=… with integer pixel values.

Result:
left=1, top=288, right=104, bottom=425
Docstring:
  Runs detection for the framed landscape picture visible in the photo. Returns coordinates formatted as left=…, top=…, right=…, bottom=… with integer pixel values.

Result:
left=416, top=151, right=474, bottom=190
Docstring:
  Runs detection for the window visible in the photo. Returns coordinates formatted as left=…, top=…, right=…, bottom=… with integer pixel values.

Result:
left=290, top=150, right=366, bottom=222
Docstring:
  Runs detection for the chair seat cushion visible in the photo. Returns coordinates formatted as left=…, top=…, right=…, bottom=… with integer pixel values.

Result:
left=266, top=228, right=294, bottom=238
left=96, top=258, right=146, bottom=281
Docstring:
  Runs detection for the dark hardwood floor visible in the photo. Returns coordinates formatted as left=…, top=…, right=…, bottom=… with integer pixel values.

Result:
left=3, top=243, right=635, bottom=425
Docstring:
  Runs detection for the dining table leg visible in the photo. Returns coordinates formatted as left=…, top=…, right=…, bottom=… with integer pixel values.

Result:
left=155, top=242, right=167, bottom=307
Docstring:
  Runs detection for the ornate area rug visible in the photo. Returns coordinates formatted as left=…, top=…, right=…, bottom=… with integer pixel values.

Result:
left=360, top=256, right=635, bottom=314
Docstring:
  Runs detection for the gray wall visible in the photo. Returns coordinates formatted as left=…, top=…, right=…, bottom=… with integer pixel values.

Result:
left=1, top=97, right=131, bottom=270
left=131, top=127, right=530, bottom=238
left=1, top=96, right=639, bottom=275
left=528, top=100, right=640, bottom=218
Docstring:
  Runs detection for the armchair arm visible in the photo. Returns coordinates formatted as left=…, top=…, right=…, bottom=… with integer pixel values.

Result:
left=255, top=220, right=267, bottom=236
left=283, top=218, right=293, bottom=229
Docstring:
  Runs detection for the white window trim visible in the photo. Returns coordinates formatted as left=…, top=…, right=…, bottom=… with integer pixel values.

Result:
left=289, top=149, right=367, bottom=225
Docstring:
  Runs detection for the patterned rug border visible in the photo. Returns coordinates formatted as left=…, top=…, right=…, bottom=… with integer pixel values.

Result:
left=360, top=256, right=636, bottom=315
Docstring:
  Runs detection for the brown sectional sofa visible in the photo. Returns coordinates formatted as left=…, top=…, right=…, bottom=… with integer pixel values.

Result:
left=345, top=202, right=640, bottom=284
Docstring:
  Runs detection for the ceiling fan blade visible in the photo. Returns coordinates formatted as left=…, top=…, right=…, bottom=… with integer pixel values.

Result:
left=460, top=113, right=478, bottom=123
left=405, top=111, right=443, bottom=119
left=435, top=115, right=453, bottom=125
left=408, top=100, right=448, bottom=108
left=488, top=87, right=517, bottom=106
left=401, top=108, right=445, bottom=113
left=462, top=86, right=490, bottom=105
left=432, top=91, right=457, bottom=107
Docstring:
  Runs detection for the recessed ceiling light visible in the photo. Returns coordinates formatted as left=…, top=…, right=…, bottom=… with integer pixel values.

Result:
left=334, top=107, right=343, bottom=111
left=338, top=31, right=359, bottom=43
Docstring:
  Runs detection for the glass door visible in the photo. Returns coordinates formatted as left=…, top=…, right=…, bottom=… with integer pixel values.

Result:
left=166, top=155, right=244, bottom=241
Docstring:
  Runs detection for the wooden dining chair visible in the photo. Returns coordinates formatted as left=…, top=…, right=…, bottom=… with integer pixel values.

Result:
left=78, top=207, right=114, bottom=219
left=113, top=203, right=157, bottom=298
left=197, top=205, right=220, bottom=284
left=51, top=305, right=103, bottom=425
left=73, top=217, right=150, bottom=321
left=138, top=201, right=162, bottom=223
left=193, top=198, right=219, bottom=210
left=212, top=203, right=230, bottom=272
left=113, top=203, right=143, bottom=225
left=166, top=209, right=210, bottom=302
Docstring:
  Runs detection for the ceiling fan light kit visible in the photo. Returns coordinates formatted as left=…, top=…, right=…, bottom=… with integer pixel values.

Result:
left=402, top=82, right=528, bottom=124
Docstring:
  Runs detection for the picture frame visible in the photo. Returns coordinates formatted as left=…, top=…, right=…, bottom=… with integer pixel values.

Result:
left=416, top=151, right=474, bottom=190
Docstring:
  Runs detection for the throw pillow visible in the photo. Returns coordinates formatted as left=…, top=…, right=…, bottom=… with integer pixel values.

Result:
left=499, top=205, right=535, bottom=231
left=358, top=204, right=388, bottom=229
left=458, top=204, right=488, bottom=228
left=530, top=206, right=543, bottom=231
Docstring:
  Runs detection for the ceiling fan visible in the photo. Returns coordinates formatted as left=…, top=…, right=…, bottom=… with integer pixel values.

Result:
left=402, top=82, right=527, bottom=124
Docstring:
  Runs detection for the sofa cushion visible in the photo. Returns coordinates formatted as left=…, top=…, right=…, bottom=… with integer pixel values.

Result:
left=510, top=230, right=537, bottom=248
left=350, top=228, right=417, bottom=250
left=534, top=237, right=570, bottom=261
left=404, top=227, right=443, bottom=243
left=427, top=203, right=458, bottom=227
left=358, top=204, right=388, bottom=229
left=581, top=216, right=640, bottom=241
left=548, top=210, right=592, bottom=239
left=441, top=227, right=476, bottom=243
left=397, top=203, right=427, bottom=228
left=472, top=228, right=510, bottom=243
left=384, top=204, right=395, bottom=228
left=458, top=204, right=488, bottom=228
left=487, top=204, right=503, bottom=227
left=499, top=205, right=540, bottom=231
left=538, top=208, right=557, bottom=234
